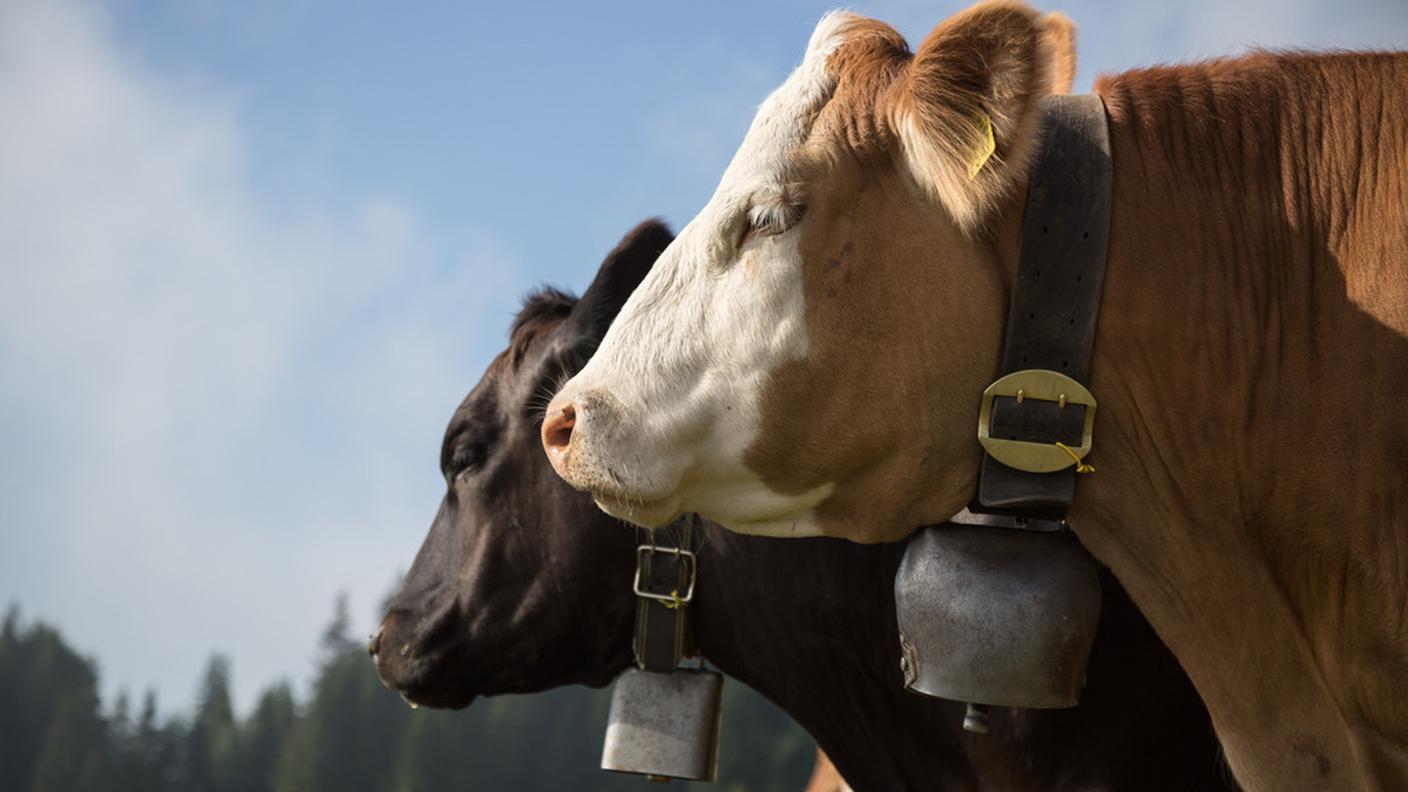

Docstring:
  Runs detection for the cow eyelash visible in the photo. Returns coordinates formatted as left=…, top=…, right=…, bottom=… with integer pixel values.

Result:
left=447, top=441, right=485, bottom=480
left=740, top=202, right=807, bottom=247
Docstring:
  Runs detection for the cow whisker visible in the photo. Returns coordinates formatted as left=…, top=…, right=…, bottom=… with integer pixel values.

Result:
left=527, top=366, right=575, bottom=426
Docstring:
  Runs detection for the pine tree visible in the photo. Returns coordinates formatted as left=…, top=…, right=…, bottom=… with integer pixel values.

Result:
left=110, top=689, right=133, bottom=743
left=134, top=689, right=181, bottom=790
left=21, top=623, right=108, bottom=792
left=273, top=593, right=409, bottom=792
left=0, top=601, right=817, bottom=792
left=0, top=606, right=28, bottom=784
left=2, top=611, right=109, bottom=791
left=26, top=694, right=108, bottom=792
left=105, top=689, right=141, bottom=791
left=2, top=603, right=17, bottom=640
left=320, top=592, right=356, bottom=656
left=234, top=682, right=297, bottom=792
left=185, top=655, right=239, bottom=792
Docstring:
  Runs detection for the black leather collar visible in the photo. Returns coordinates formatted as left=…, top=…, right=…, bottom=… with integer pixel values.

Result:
left=975, top=94, right=1114, bottom=519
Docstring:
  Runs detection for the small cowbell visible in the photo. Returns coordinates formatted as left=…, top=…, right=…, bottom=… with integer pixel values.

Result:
left=601, top=667, right=723, bottom=783
left=895, top=523, right=1101, bottom=711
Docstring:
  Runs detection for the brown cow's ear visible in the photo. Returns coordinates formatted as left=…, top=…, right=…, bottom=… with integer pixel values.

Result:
left=1040, top=12, right=1078, bottom=96
left=570, top=218, right=674, bottom=346
left=891, top=0, right=1067, bottom=232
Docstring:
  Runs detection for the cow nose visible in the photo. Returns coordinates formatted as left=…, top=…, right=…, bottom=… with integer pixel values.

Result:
left=542, top=401, right=576, bottom=472
left=370, top=613, right=405, bottom=692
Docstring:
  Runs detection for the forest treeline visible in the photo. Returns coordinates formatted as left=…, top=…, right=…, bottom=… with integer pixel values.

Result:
left=0, top=599, right=813, bottom=792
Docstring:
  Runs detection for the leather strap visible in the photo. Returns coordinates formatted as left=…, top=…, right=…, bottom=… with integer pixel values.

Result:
left=977, top=94, right=1113, bottom=516
left=948, top=506, right=1064, bottom=533
left=632, top=517, right=699, bottom=673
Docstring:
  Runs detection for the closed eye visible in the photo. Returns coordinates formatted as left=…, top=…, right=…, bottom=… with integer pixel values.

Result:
left=447, top=443, right=484, bottom=480
left=739, top=201, right=807, bottom=248
left=441, top=394, right=501, bottom=482
left=442, top=424, right=498, bottom=482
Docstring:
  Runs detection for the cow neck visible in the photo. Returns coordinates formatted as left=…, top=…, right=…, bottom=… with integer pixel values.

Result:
left=689, top=528, right=1231, bottom=792
left=974, top=94, right=1114, bottom=520
left=690, top=534, right=975, bottom=791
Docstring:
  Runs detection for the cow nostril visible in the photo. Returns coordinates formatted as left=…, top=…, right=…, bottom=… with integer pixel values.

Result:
left=368, top=627, right=384, bottom=658
left=543, top=403, right=576, bottom=455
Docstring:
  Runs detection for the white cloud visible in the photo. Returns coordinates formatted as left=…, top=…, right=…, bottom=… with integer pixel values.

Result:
left=0, top=0, right=518, bottom=713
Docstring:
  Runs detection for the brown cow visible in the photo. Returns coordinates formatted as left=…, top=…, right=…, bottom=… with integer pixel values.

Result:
left=541, top=3, right=1408, bottom=789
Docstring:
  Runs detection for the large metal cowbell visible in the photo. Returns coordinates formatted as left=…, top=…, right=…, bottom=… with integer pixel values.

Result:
left=601, top=518, right=722, bottom=783
left=895, top=523, right=1101, bottom=710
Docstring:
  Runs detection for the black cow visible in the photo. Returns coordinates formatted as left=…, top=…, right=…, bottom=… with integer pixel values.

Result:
left=371, top=220, right=1232, bottom=792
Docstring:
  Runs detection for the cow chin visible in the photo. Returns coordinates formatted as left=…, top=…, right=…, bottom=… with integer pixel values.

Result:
left=373, top=636, right=481, bottom=710
left=396, top=677, right=478, bottom=711
left=593, top=481, right=833, bottom=537
left=566, top=439, right=836, bottom=536
left=591, top=490, right=682, bottom=529
left=553, top=446, right=682, bottom=528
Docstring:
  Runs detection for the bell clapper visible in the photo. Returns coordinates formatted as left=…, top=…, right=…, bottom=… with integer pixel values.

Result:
left=963, top=703, right=990, bottom=735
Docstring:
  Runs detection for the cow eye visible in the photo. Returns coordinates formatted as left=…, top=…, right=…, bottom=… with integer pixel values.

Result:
left=447, top=439, right=486, bottom=481
left=741, top=202, right=807, bottom=247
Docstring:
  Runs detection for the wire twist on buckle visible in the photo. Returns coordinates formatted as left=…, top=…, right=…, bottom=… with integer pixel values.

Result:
left=633, top=546, right=697, bottom=606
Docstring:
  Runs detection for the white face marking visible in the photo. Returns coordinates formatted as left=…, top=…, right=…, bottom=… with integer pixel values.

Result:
left=546, top=13, right=863, bottom=534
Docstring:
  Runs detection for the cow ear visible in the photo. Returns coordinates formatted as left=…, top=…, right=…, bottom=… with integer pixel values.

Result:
left=892, top=1, right=1069, bottom=231
left=1040, top=12, right=1077, bottom=96
left=569, top=219, right=674, bottom=347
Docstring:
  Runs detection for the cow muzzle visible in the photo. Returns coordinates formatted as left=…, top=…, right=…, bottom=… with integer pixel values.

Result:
left=541, top=390, right=682, bottom=527
left=370, top=608, right=474, bottom=709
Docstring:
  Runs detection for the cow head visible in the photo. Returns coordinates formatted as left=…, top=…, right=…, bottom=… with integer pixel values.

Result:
left=372, top=221, right=674, bottom=707
left=543, top=3, right=1076, bottom=541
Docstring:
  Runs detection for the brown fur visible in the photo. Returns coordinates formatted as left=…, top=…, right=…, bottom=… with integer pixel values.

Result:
left=893, top=2, right=1071, bottom=229
left=1076, top=52, right=1408, bottom=789
left=1040, top=12, right=1077, bottom=94
left=747, top=137, right=1006, bottom=538
left=746, top=7, right=1408, bottom=789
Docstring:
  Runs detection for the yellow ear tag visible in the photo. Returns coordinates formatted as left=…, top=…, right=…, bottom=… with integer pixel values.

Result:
left=967, top=111, right=996, bottom=180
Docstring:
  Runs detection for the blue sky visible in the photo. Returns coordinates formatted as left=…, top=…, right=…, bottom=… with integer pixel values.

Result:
left=2, top=0, right=1405, bottom=715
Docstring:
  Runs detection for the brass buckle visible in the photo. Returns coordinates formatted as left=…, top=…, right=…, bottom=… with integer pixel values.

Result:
left=977, top=369, right=1097, bottom=473
left=633, top=546, right=697, bottom=605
